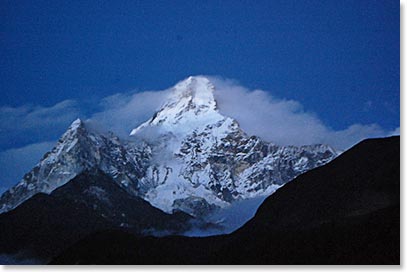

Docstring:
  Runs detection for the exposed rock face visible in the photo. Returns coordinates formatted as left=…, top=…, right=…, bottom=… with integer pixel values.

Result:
left=0, top=76, right=337, bottom=217
left=49, top=136, right=400, bottom=265
left=129, top=76, right=337, bottom=215
left=0, top=120, right=146, bottom=213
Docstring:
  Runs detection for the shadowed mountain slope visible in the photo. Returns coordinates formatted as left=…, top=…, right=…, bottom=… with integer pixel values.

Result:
left=0, top=170, right=191, bottom=262
left=51, top=136, right=400, bottom=265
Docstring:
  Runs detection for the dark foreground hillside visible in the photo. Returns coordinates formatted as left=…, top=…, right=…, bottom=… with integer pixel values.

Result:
left=52, top=136, right=400, bottom=265
left=0, top=171, right=191, bottom=262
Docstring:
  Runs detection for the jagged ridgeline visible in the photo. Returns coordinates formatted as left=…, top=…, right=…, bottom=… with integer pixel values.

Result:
left=0, top=76, right=337, bottom=217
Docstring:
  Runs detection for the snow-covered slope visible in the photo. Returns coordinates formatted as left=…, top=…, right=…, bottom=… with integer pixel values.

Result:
left=0, top=76, right=337, bottom=217
left=131, top=76, right=223, bottom=138
left=129, top=76, right=337, bottom=215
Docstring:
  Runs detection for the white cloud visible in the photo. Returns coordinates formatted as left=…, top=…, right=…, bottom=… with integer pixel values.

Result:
left=0, top=100, right=79, bottom=131
left=0, top=76, right=399, bottom=191
left=0, top=100, right=81, bottom=191
left=0, top=100, right=81, bottom=149
left=86, top=76, right=397, bottom=150
left=90, top=90, right=171, bottom=137
left=208, top=76, right=397, bottom=150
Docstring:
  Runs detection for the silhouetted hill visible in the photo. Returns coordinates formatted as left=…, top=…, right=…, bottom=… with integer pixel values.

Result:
left=0, top=170, right=191, bottom=262
left=51, top=136, right=400, bottom=265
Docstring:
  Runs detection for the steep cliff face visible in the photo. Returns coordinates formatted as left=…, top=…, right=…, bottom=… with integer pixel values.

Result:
left=0, top=76, right=337, bottom=217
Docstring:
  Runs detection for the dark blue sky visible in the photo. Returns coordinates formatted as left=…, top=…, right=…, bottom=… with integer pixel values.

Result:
left=0, top=0, right=399, bottom=132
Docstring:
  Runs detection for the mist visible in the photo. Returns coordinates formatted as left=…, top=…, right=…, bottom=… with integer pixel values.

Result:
left=183, top=195, right=269, bottom=237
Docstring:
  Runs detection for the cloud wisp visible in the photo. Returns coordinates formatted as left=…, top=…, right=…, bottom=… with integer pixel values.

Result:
left=90, top=89, right=171, bottom=138
left=87, top=76, right=398, bottom=150
left=1, top=76, right=395, bottom=152
left=0, top=100, right=81, bottom=150
left=208, top=76, right=398, bottom=150
left=0, top=76, right=399, bottom=191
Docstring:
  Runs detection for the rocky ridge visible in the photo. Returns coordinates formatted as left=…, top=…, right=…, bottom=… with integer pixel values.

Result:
left=0, top=76, right=337, bottom=217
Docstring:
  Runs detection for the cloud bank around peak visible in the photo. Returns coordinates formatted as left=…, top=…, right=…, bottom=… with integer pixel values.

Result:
left=0, top=76, right=398, bottom=153
left=90, top=89, right=171, bottom=138
left=0, top=76, right=399, bottom=191
left=207, top=76, right=398, bottom=150
left=86, top=75, right=398, bottom=151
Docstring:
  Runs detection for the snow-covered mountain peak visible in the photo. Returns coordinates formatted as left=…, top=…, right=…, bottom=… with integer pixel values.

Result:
left=56, top=118, right=97, bottom=150
left=124, top=77, right=337, bottom=217
left=0, top=76, right=338, bottom=219
left=171, top=76, right=216, bottom=108
left=130, top=76, right=226, bottom=137
left=69, top=118, right=84, bottom=130
left=0, top=116, right=147, bottom=214
left=55, top=118, right=84, bottom=140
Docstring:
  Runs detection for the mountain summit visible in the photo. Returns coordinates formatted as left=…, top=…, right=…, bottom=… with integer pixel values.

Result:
left=0, top=118, right=145, bottom=213
left=128, top=76, right=337, bottom=216
left=0, top=76, right=337, bottom=219
left=131, top=76, right=223, bottom=137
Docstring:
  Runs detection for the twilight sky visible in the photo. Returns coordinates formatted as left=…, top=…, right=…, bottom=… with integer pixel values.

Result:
left=0, top=1, right=400, bottom=191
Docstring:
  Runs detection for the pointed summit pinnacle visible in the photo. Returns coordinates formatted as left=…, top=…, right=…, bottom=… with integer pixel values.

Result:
left=130, top=76, right=224, bottom=137
left=171, top=76, right=216, bottom=109
left=69, top=118, right=84, bottom=130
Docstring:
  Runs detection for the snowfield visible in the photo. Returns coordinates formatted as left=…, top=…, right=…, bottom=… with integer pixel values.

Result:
left=0, top=76, right=337, bottom=218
